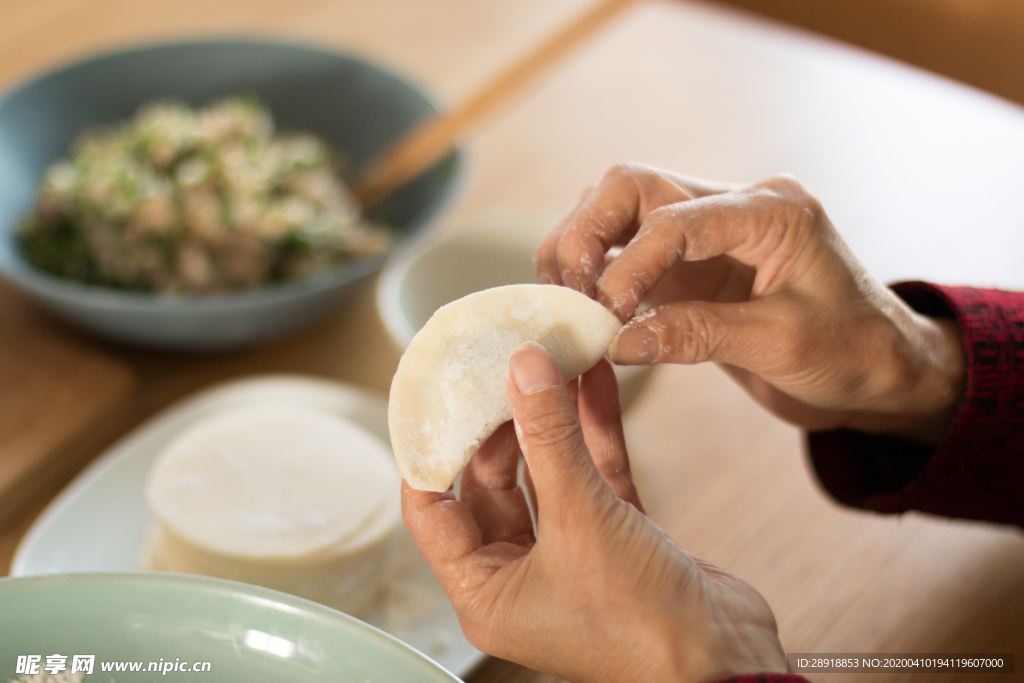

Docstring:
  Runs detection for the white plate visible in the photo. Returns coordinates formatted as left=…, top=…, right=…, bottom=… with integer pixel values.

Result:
left=11, top=375, right=485, bottom=677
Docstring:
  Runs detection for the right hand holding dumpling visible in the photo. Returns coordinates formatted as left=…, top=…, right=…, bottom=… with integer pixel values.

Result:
left=402, top=343, right=788, bottom=683
left=535, top=164, right=966, bottom=445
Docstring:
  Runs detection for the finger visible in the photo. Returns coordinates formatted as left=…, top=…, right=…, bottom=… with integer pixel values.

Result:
left=578, top=359, right=645, bottom=512
left=521, top=459, right=539, bottom=523
left=535, top=187, right=593, bottom=286
left=608, top=296, right=806, bottom=376
left=507, top=342, right=609, bottom=525
left=461, top=422, right=520, bottom=491
left=596, top=176, right=816, bottom=320
left=556, top=164, right=735, bottom=298
left=566, top=375, right=580, bottom=411
left=402, top=482, right=487, bottom=592
left=461, top=422, right=536, bottom=546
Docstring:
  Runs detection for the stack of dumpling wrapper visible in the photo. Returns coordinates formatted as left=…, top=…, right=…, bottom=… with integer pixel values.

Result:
left=143, top=405, right=402, bottom=617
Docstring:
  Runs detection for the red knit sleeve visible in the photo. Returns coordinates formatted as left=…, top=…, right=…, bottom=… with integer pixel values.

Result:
left=712, top=675, right=810, bottom=683
left=807, top=282, right=1024, bottom=527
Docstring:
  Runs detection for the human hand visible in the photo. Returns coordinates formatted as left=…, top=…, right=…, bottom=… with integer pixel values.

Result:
left=402, top=343, right=788, bottom=683
left=535, top=164, right=965, bottom=444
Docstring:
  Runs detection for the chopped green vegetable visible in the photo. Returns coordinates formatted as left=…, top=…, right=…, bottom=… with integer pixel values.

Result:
left=19, top=96, right=390, bottom=294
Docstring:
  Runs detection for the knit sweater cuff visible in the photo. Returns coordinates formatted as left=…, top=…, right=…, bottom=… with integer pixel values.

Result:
left=807, top=282, right=1024, bottom=527
left=711, top=674, right=810, bottom=683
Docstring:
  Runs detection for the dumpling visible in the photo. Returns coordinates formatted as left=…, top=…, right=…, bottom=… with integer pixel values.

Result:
left=389, top=284, right=622, bottom=491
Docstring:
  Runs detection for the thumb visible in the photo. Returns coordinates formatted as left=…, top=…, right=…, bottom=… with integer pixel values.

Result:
left=507, top=342, right=608, bottom=523
left=608, top=298, right=802, bottom=372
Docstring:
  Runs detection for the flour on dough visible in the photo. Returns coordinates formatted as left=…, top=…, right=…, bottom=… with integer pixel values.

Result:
left=388, top=284, right=622, bottom=491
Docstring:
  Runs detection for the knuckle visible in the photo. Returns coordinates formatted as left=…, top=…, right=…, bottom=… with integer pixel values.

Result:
left=762, top=174, right=824, bottom=226
left=556, top=228, right=594, bottom=261
left=763, top=172, right=805, bottom=196
left=604, top=161, right=643, bottom=181
left=603, top=162, right=661, bottom=196
left=643, top=203, right=675, bottom=227
left=661, top=304, right=720, bottom=364
left=757, top=173, right=809, bottom=204
left=630, top=206, right=682, bottom=267
left=517, top=403, right=583, bottom=450
left=744, top=175, right=828, bottom=261
left=594, top=448, right=631, bottom=482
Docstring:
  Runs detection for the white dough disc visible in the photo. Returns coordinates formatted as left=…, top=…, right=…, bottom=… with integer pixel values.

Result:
left=146, top=405, right=400, bottom=560
left=389, top=284, right=622, bottom=491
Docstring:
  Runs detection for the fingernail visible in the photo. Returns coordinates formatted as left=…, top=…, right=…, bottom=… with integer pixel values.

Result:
left=561, top=270, right=581, bottom=292
left=510, top=342, right=561, bottom=394
left=537, top=272, right=554, bottom=286
left=610, top=326, right=659, bottom=364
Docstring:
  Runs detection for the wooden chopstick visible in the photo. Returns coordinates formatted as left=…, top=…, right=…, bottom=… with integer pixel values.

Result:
left=354, top=0, right=642, bottom=208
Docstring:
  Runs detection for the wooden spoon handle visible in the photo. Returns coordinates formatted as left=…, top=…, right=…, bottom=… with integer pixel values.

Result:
left=355, top=0, right=641, bottom=208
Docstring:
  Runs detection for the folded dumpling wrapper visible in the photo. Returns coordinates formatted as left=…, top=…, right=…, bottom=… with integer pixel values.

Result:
left=389, top=284, right=622, bottom=491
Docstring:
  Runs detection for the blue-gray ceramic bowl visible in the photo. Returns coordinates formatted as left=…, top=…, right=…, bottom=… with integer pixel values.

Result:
left=0, top=572, right=462, bottom=682
left=0, top=39, right=462, bottom=350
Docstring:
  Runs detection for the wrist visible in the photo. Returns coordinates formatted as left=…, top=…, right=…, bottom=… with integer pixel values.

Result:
left=860, top=312, right=965, bottom=445
left=673, top=632, right=789, bottom=683
left=896, top=315, right=965, bottom=444
left=656, top=608, right=789, bottom=683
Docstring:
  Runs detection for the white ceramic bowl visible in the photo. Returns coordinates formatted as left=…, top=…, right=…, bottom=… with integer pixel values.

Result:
left=377, top=217, right=653, bottom=410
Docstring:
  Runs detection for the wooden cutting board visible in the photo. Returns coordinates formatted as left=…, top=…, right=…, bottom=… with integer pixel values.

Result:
left=0, top=325, right=135, bottom=532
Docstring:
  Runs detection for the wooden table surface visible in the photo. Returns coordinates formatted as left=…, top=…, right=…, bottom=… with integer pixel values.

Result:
left=2, top=1, right=1024, bottom=681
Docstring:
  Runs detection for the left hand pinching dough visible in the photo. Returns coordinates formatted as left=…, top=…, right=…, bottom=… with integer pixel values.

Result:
left=535, top=164, right=965, bottom=445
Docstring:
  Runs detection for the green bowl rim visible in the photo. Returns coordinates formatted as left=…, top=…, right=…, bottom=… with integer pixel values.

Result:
left=0, top=570, right=462, bottom=681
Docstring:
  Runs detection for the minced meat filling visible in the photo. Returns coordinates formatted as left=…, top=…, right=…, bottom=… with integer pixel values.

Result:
left=19, top=96, right=389, bottom=295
